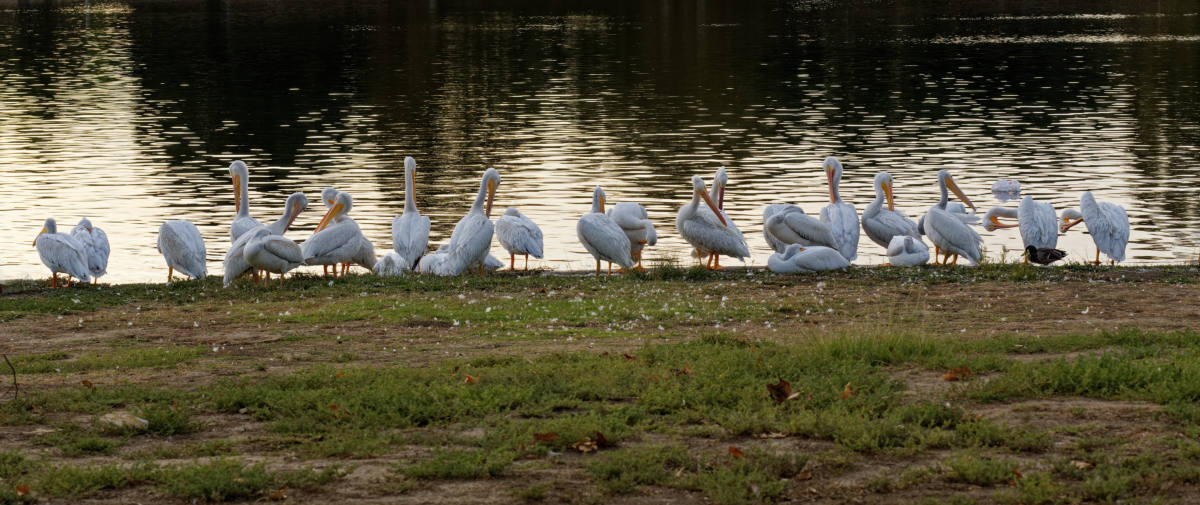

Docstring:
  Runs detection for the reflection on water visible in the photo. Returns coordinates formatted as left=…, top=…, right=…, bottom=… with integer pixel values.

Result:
left=1, top=0, right=1198, bottom=282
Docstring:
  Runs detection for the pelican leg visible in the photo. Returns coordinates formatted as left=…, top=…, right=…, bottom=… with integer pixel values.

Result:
left=1095, top=248, right=1101, bottom=265
left=933, top=246, right=941, bottom=264
left=595, top=259, right=601, bottom=277
left=168, top=267, right=174, bottom=283
left=265, top=272, right=271, bottom=282
left=323, top=265, right=328, bottom=276
left=952, top=254, right=959, bottom=265
left=712, top=255, right=724, bottom=271
left=50, top=274, right=58, bottom=289
left=509, top=253, right=516, bottom=271
left=478, top=264, right=484, bottom=275
left=342, top=262, right=350, bottom=276
left=524, top=254, right=529, bottom=272
left=608, top=262, right=613, bottom=275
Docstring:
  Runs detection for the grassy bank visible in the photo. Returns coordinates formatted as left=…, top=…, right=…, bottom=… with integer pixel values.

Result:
left=0, top=265, right=1198, bottom=504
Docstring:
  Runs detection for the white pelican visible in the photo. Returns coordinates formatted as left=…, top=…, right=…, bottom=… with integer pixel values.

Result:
left=157, top=220, right=207, bottom=281
left=696, top=167, right=744, bottom=268
left=374, top=251, right=410, bottom=276
left=70, top=218, right=109, bottom=283
left=33, top=218, right=90, bottom=287
left=319, top=188, right=374, bottom=275
left=223, top=225, right=260, bottom=287
left=496, top=207, right=543, bottom=271
left=923, top=170, right=982, bottom=265
left=991, top=179, right=1021, bottom=202
left=392, top=156, right=430, bottom=270
left=762, top=204, right=838, bottom=253
left=229, top=160, right=261, bottom=242
left=577, top=187, right=633, bottom=275
left=302, top=192, right=377, bottom=274
left=607, top=201, right=656, bottom=271
left=861, top=172, right=919, bottom=251
left=441, top=167, right=501, bottom=276
left=918, top=201, right=979, bottom=236
left=1060, top=191, right=1129, bottom=264
left=417, top=243, right=503, bottom=276
left=984, top=195, right=1062, bottom=264
left=266, top=192, right=309, bottom=236
left=677, top=175, right=747, bottom=269
left=820, top=157, right=859, bottom=261
left=243, top=227, right=304, bottom=283
left=767, top=244, right=850, bottom=273
left=887, top=236, right=930, bottom=267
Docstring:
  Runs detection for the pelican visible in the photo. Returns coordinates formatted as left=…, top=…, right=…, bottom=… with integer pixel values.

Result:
left=266, top=192, right=309, bottom=236
left=417, top=243, right=503, bottom=276
left=440, top=167, right=501, bottom=276
left=820, top=157, right=859, bottom=261
left=887, top=236, right=930, bottom=267
left=33, top=218, right=90, bottom=287
left=1060, top=191, right=1129, bottom=264
left=918, top=202, right=979, bottom=235
left=762, top=204, right=838, bottom=253
left=696, top=167, right=744, bottom=269
left=577, top=187, right=633, bottom=275
left=70, top=218, right=109, bottom=283
left=223, top=225, right=260, bottom=287
left=374, top=251, right=410, bottom=276
left=392, top=156, right=430, bottom=270
left=319, top=188, right=374, bottom=275
left=677, top=175, right=747, bottom=269
left=861, top=172, right=919, bottom=251
left=243, top=227, right=304, bottom=283
left=984, top=195, right=1060, bottom=263
left=158, top=220, right=207, bottom=281
left=229, top=160, right=261, bottom=242
left=496, top=207, right=543, bottom=271
left=302, top=192, right=376, bottom=274
left=607, top=202, right=656, bottom=271
left=767, top=244, right=850, bottom=273
left=923, top=170, right=982, bottom=265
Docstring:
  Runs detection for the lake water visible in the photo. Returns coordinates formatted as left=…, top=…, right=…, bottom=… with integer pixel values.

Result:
left=2, top=0, right=1198, bottom=283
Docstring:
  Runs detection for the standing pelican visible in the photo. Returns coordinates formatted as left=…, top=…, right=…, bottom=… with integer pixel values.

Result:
left=1060, top=191, right=1129, bottom=264
left=392, top=156, right=430, bottom=270
left=266, top=192, right=309, bottom=236
left=577, top=187, right=634, bottom=275
left=677, top=175, right=747, bottom=269
left=496, top=207, right=543, bottom=271
left=886, top=236, right=930, bottom=267
left=229, top=160, right=261, bottom=242
left=243, top=227, right=304, bottom=283
left=319, top=188, right=373, bottom=275
left=70, top=218, right=109, bottom=283
left=302, top=192, right=377, bottom=274
left=607, top=202, right=656, bottom=271
left=440, top=168, right=501, bottom=276
left=861, top=172, right=919, bottom=251
left=33, top=218, right=90, bottom=287
left=767, top=244, right=850, bottom=273
left=157, top=220, right=207, bottom=281
left=762, top=204, right=839, bottom=253
left=696, top=167, right=744, bottom=269
left=923, top=170, right=982, bottom=265
left=820, top=157, right=859, bottom=261
left=984, top=195, right=1062, bottom=264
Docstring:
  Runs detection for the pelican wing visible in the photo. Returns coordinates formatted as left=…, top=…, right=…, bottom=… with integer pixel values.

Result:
left=766, top=210, right=838, bottom=251
left=445, top=213, right=494, bottom=275
left=231, top=216, right=262, bottom=242
left=678, top=213, right=749, bottom=260
left=768, top=245, right=850, bottom=273
left=1094, top=202, right=1130, bottom=262
left=36, top=234, right=91, bottom=281
left=245, top=235, right=304, bottom=274
left=820, top=202, right=860, bottom=261
left=925, top=208, right=983, bottom=264
left=223, top=230, right=258, bottom=287
left=862, top=209, right=919, bottom=248
left=89, top=227, right=110, bottom=277
left=392, top=212, right=431, bottom=269
left=374, top=252, right=410, bottom=276
left=577, top=213, right=633, bottom=268
left=301, top=220, right=365, bottom=266
left=1018, top=198, right=1058, bottom=250
left=886, top=236, right=929, bottom=267
left=497, top=213, right=544, bottom=258
left=158, top=220, right=207, bottom=279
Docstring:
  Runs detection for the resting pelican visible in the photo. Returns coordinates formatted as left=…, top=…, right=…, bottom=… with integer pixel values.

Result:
left=1060, top=191, right=1129, bottom=264
left=417, top=243, right=503, bottom=276
left=767, top=244, right=850, bottom=273
left=319, top=188, right=374, bottom=275
left=762, top=204, right=838, bottom=253
left=374, top=251, right=410, bottom=276
left=392, top=156, right=430, bottom=270
left=820, top=157, right=859, bottom=261
left=678, top=175, right=746, bottom=269
left=33, top=218, right=90, bottom=287
left=923, top=170, right=982, bottom=265
left=887, top=236, right=930, bottom=267
left=695, top=167, right=744, bottom=268
left=984, top=195, right=1061, bottom=263
left=496, top=207, right=543, bottom=271
left=157, top=220, right=207, bottom=281
left=578, top=187, right=633, bottom=275
left=440, top=168, right=501, bottom=276
left=266, top=192, right=308, bottom=236
left=243, top=227, right=304, bottom=283
left=229, top=160, right=261, bottom=242
left=861, top=172, right=919, bottom=251
left=608, top=202, right=656, bottom=271
left=70, top=218, right=109, bottom=283
left=302, top=192, right=376, bottom=274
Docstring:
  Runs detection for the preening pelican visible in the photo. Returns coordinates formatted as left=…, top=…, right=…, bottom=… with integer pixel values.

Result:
left=607, top=202, right=656, bottom=271
left=440, top=167, right=502, bottom=276
left=229, top=160, right=261, bottom=242
left=678, top=175, right=747, bottom=268
left=158, top=220, right=207, bottom=281
left=696, top=167, right=744, bottom=268
left=984, top=195, right=1062, bottom=264
left=33, top=218, right=90, bottom=287
left=1060, top=191, right=1129, bottom=264
left=861, top=172, right=919, bottom=250
left=374, top=251, right=410, bottom=276
left=820, top=157, right=859, bottom=261
left=887, top=236, right=930, bottom=267
left=762, top=204, right=838, bottom=253
left=577, top=187, right=633, bottom=275
left=392, top=156, right=430, bottom=270
left=918, top=201, right=979, bottom=235
left=767, top=244, right=850, bottom=273
left=302, top=192, right=376, bottom=274
left=923, top=170, right=982, bottom=265
left=496, top=207, right=543, bottom=271
left=266, top=192, right=309, bottom=236
left=70, top=217, right=109, bottom=283
left=243, top=227, right=304, bottom=282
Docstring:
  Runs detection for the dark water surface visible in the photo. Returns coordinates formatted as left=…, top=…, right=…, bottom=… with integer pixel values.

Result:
left=2, top=0, right=1198, bottom=281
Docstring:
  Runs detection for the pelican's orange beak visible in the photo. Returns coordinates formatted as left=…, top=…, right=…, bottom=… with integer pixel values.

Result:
left=989, top=215, right=1018, bottom=229
left=315, top=203, right=343, bottom=233
left=826, top=165, right=836, bottom=203
left=945, top=176, right=975, bottom=212
left=233, top=174, right=242, bottom=214
left=698, top=189, right=726, bottom=226
left=598, top=194, right=605, bottom=213
left=718, top=185, right=725, bottom=211
left=33, top=227, right=47, bottom=246
left=1060, top=218, right=1083, bottom=232
left=485, top=179, right=497, bottom=217
left=884, top=181, right=895, bottom=212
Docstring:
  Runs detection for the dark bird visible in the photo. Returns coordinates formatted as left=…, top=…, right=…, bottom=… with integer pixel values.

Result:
left=1024, top=245, right=1067, bottom=265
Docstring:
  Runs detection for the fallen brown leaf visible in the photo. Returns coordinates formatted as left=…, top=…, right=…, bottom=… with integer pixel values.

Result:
left=840, top=383, right=856, bottom=399
left=1071, top=460, right=1093, bottom=470
left=267, top=488, right=287, bottom=501
left=464, top=375, right=478, bottom=385
left=622, top=353, right=637, bottom=361
left=941, top=366, right=974, bottom=382
left=767, top=379, right=800, bottom=404
left=728, top=446, right=744, bottom=459
left=15, top=485, right=29, bottom=496
left=673, top=364, right=691, bottom=377
left=81, top=380, right=95, bottom=391
left=533, top=432, right=558, bottom=443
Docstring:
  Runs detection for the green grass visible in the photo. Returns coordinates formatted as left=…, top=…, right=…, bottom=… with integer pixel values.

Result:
left=397, top=449, right=512, bottom=480
left=945, top=451, right=1019, bottom=486
left=588, top=446, right=691, bottom=494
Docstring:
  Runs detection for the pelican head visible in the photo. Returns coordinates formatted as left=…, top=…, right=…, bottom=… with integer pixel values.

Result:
left=690, top=175, right=725, bottom=226
left=230, top=160, right=249, bottom=214
left=480, top=168, right=501, bottom=217
left=316, top=192, right=352, bottom=232
left=282, top=192, right=309, bottom=231
left=503, top=206, right=521, bottom=218
left=874, top=172, right=895, bottom=211
left=34, top=217, right=56, bottom=246
left=714, top=166, right=729, bottom=209
left=404, top=155, right=417, bottom=189
left=322, top=187, right=339, bottom=208
left=1060, top=208, right=1083, bottom=232
left=983, top=207, right=1018, bottom=231
left=782, top=243, right=807, bottom=259
left=937, top=170, right=975, bottom=212
left=591, top=186, right=606, bottom=213
left=824, top=157, right=843, bottom=203
left=77, top=217, right=93, bottom=233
